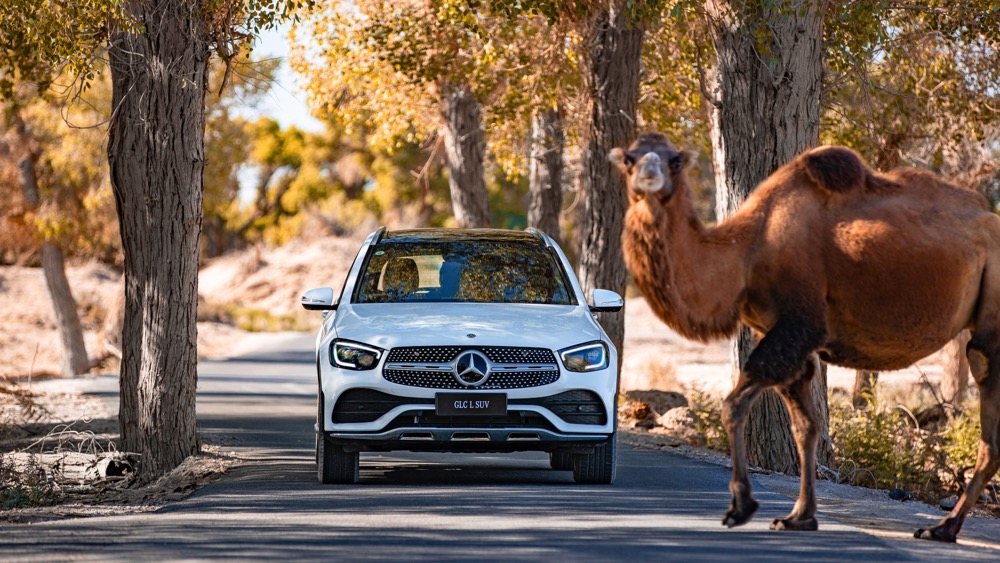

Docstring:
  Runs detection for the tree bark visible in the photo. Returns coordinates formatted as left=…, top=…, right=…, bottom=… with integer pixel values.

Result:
left=578, top=5, right=644, bottom=372
left=852, top=370, right=878, bottom=408
left=708, top=0, right=831, bottom=472
left=528, top=107, right=564, bottom=244
left=16, top=139, right=90, bottom=377
left=941, top=330, right=971, bottom=406
left=107, top=0, right=206, bottom=484
left=440, top=83, right=491, bottom=228
left=39, top=243, right=91, bottom=376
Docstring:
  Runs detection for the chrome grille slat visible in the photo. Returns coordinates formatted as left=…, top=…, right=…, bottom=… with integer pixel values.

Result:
left=384, top=363, right=453, bottom=372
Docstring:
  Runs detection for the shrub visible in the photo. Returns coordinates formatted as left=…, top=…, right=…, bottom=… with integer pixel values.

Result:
left=942, top=405, right=981, bottom=478
left=939, top=404, right=999, bottom=502
left=685, top=387, right=729, bottom=453
left=829, top=390, right=941, bottom=497
left=0, top=453, right=58, bottom=509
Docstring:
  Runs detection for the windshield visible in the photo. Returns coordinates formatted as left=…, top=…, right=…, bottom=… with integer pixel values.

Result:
left=354, top=240, right=576, bottom=305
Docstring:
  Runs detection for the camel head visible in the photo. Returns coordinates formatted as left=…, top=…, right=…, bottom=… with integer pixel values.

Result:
left=609, top=132, right=693, bottom=202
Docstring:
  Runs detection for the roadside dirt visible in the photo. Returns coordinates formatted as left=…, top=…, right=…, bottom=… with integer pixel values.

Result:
left=0, top=382, right=236, bottom=523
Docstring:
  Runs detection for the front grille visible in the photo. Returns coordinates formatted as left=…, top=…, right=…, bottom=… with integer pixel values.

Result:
left=383, top=369, right=559, bottom=390
left=383, top=345, right=559, bottom=390
left=331, top=388, right=607, bottom=426
left=386, top=346, right=556, bottom=364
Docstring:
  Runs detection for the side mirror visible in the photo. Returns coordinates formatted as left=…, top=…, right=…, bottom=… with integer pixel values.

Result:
left=590, top=289, right=623, bottom=313
left=301, top=287, right=338, bottom=311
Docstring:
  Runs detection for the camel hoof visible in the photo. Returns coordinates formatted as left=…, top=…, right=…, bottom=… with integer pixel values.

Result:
left=914, top=527, right=957, bottom=543
left=722, top=498, right=759, bottom=528
left=770, top=517, right=818, bottom=531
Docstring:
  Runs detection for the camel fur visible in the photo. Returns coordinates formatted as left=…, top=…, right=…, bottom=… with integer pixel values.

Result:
left=611, top=131, right=1000, bottom=543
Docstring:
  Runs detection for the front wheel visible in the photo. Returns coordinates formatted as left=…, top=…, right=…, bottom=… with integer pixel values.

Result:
left=316, top=390, right=359, bottom=484
left=572, top=436, right=616, bottom=484
left=317, top=433, right=359, bottom=484
left=549, top=450, right=574, bottom=471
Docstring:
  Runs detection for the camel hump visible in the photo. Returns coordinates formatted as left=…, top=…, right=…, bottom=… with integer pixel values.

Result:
left=799, top=145, right=900, bottom=193
left=799, top=146, right=871, bottom=193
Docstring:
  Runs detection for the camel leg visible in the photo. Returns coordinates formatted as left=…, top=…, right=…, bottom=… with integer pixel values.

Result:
left=722, top=373, right=767, bottom=528
left=721, top=316, right=824, bottom=529
left=916, top=341, right=1000, bottom=543
left=770, top=356, right=821, bottom=531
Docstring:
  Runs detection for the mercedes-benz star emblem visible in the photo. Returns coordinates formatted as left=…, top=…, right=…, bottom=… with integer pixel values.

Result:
left=453, top=350, right=491, bottom=387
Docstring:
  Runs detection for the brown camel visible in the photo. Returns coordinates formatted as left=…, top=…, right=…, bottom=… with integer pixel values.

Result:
left=611, top=132, right=1000, bottom=543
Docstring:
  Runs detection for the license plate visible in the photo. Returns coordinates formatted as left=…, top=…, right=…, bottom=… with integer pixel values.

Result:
left=435, top=393, right=507, bottom=416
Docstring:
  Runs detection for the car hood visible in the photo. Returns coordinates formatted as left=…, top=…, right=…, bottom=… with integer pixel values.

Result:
left=331, top=303, right=605, bottom=351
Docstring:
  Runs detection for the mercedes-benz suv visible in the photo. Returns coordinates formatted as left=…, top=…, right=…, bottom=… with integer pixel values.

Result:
left=301, top=227, right=622, bottom=484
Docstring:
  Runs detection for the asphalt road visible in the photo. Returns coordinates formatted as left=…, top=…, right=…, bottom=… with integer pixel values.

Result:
left=2, top=334, right=999, bottom=561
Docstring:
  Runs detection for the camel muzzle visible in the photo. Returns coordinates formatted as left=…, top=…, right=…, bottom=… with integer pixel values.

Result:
left=635, top=153, right=666, bottom=193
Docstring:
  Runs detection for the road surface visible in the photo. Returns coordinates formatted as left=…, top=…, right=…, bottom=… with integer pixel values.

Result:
left=2, top=333, right=998, bottom=561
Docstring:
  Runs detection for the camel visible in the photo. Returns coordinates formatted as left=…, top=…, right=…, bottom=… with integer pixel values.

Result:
left=610, top=132, right=1000, bottom=543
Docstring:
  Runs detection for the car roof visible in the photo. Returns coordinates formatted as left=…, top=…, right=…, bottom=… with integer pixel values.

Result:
left=379, top=228, right=545, bottom=245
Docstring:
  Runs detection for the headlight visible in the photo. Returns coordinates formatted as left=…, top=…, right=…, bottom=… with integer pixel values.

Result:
left=331, top=340, right=383, bottom=370
left=560, top=342, right=609, bottom=372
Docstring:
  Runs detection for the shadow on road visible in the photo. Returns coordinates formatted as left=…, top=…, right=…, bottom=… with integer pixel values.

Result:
left=16, top=337, right=989, bottom=562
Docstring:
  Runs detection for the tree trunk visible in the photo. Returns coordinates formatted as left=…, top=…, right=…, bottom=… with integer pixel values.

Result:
left=528, top=107, right=564, bottom=244
left=440, top=83, right=491, bottom=228
left=708, top=0, right=831, bottom=472
left=578, top=5, right=644, bottom=373
left=39, top=244, right=91, bottom=376
left=16, top=142, right=90, bottom=377
left=107, top=0, right=207, bottom=484
left=941, top=330, right=971, bottom=406
left=852, top=370, right=878, bottom=408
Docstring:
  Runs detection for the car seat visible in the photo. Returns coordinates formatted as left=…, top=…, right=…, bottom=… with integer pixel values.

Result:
left=382, top=257, right=420, bottom=301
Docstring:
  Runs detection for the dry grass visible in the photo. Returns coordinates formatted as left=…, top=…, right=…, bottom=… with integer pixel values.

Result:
left=197, top=301, right=313, bottom=333
left=639, top=360, right=680, bottom=392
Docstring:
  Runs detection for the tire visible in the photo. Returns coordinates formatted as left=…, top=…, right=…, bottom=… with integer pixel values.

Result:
left=316, top=390, right=359, bottom=484
left=549, top=450, right=574, bottom=471
left=572, top=435, right=616, bottom=484
left=315, top=391, right=323, bottom=465
left=317, top=432, right=360, bottom=484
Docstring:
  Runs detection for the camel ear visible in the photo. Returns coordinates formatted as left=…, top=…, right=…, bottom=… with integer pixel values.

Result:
left=608, top=148, right=633, bottom=173
left=681, top=150, right=696, bottom=168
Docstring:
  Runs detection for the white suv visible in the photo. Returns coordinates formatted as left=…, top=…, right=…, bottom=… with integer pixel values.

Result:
left=301, top=228, right=622, bottom=484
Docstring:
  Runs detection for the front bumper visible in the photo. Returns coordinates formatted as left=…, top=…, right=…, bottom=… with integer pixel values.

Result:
left=319, top=387, right=614, bottom=453
left=324, top=427, right=612, bottom=453
left=317, top=341, right=619, bottom=453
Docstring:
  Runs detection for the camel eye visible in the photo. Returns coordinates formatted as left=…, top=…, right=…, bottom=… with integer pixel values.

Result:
left=623, top=151, right=641, bottom=168
left=668, top=155, right=682, bottom=173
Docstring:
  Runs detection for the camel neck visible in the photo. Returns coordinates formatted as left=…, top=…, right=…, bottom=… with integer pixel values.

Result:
left=623, top=184, right=750, bottom=342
